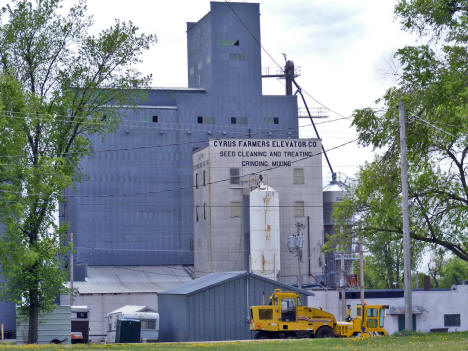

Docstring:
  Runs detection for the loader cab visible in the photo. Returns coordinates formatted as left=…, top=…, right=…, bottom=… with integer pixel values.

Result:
left=281, top=297, right=297, bottom=322
left=357, top=304, right=388, bottom=333
left=272, top=290, right=302, bottom=322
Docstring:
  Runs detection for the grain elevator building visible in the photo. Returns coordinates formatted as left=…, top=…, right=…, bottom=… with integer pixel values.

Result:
left=61, top=2, right=299, bottom=278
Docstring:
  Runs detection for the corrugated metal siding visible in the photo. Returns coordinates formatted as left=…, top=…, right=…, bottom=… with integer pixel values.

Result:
left=16, top=306, right=71, bottom=344
left=158, top=295, right=187, bottom=342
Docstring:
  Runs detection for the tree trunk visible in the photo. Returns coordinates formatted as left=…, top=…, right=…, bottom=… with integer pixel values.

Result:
left=27, top=286, right=39, bottom=344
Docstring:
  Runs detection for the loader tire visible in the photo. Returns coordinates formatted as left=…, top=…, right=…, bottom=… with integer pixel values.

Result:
left=315, top=326, right=335, bottom=338
left=254, top=331, right=269, bottom=339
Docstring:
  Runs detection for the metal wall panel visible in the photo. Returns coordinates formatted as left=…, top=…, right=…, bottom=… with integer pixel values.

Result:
left=158, top=295, right=187, bottom=342
left=16, top=306, right=71, bottom=344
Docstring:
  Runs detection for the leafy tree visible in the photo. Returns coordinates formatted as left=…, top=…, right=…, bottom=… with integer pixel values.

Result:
left=0, top=0, right=156, bottom=343
left=439, top=256, right=468, bottom=287
left=351, top=235, right=424, bottom=289
left=331, top=0, right=467, bottom=275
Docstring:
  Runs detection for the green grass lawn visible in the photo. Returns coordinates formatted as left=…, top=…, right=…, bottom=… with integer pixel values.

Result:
left=1, top=332, right=467, bottom=350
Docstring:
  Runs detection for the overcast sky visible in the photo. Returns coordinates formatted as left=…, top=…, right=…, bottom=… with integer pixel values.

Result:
left=81, top=0, right=418, bottom=184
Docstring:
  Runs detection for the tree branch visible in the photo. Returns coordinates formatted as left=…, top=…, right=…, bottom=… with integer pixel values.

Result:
left=361, top=226, right=468, bottom=261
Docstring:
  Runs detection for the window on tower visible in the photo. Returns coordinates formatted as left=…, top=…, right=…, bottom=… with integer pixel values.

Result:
left=294, top=168, right=304, bottom=184
left=231, top=202, right=241, bottom=218
left=295, top=201, right=304, bottom=217
left=230, top=168, right=240, bottom=184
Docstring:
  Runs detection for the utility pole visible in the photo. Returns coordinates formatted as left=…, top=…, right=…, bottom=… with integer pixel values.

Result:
left=284, top=60, right=294, bottom=96
left=340, top=227, right=346, bottom=320
left=297, top=248, right=303, bottom=289
left=70, top=232, right=74, bottom=306
left=359, top=238, right=365, bottom=303
left=398, top=100, right=412, bottom=331
left=340, top=252, right=346, bottom=320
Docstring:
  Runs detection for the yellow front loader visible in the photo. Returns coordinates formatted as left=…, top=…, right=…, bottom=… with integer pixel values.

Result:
left=250, top=289, right=388, bottom=339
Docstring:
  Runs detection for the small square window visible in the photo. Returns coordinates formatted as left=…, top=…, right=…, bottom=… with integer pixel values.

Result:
left=231, top=202, right=241, bottom=218
left=230, top=168, right=240, bottom=184
left=264, top=117, right=279, bottom=125
left=444, top=314, right=460, bottom=327
left=141, top=319, right=156, bottom=330
left=294, top=168, right=304, bottom=184
left=197, top=116, right=214, bottom=124
left=295, top=201, right=304, bottom=217
left=231, top=117, right=237, bottom=124
left=152, top=115, right=158, bottom=123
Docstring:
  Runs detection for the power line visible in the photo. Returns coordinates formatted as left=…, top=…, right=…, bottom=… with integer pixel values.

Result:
left=411, top=115, right=458, bottom=138
left=70, top=204, right=328, bottom=208
left=0, top=138, right=357, bottom=199
left=0, top=128, right=297, bottom=160
left=298, top=86, right=352, bottom=120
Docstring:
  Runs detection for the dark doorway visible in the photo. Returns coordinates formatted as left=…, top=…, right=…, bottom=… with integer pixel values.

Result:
left=398, top=314, right=416, bottom=331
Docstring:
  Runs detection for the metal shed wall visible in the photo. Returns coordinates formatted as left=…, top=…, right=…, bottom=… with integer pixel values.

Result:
left=159, top=272, right=311, bottom=342
left=16, top=305, right=71, bottom=344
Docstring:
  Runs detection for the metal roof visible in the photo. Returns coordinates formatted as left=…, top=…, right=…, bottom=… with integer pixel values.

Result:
left=388, top=305, right=426, bottom=315
left=71, top=266, right=193, bottom=294
left=109, top=305, right=156, bottom=314
left=160, top=271, right=314, bottom=296
left=71, top=305, right=89, bottom=312
left=323, top=183, right=345, bottom=192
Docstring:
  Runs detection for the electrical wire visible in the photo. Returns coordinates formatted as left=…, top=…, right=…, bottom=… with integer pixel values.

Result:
left=298, top=86, right=352, bottom=120
left=410, top=115, right=458, bottom=138
left=0, top=127, right=298, bottom=161
left=0, top=138, right=357, bottom=199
